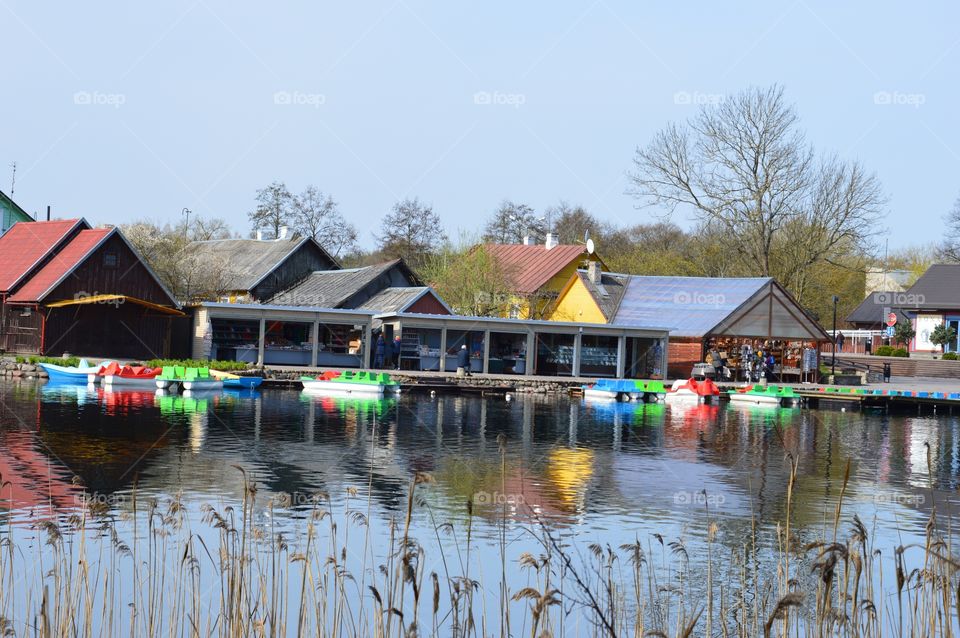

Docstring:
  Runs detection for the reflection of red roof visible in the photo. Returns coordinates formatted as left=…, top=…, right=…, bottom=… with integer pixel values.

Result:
left=483, top=244, right=589, bottom=294
left=0, top=431, right=81, bottom=510
left=0, top=219, right=86, bottom=292
left=8, top=228, right=113, bottom=302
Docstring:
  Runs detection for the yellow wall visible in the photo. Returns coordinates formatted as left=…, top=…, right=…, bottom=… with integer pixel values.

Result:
left=549, top=274, right=608, bottom=323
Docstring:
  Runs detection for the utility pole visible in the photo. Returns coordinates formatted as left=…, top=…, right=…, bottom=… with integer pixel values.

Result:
left=831, top=295, right=839, bottom=378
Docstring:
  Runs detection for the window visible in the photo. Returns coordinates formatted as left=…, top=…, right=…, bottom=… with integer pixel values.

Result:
left=103, top=252, right=118, bottom=268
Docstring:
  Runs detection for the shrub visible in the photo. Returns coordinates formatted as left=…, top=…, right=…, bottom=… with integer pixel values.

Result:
left=23, top=355, right=81, bottom=367
left=873, top=345, right=894, bottom=357
left=891, top=348, right=909, bottom=357
left=143, top=358, right=250, bottom=372
left=942, top=352, right=958, bottom=360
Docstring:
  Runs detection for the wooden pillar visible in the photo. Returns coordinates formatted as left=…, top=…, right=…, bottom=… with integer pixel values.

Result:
left=572, top=331, right=582, bottom=378
left=482, top=329, right=491, bottom=374
left=257, top=317, right=266, bottom=367
left=439, top=327, right=448, bottom=371
left=525, top=331, right=536, bottom=376
left=362, top=322, right=373, bottom=369
left=616, top=335, right=626, bottom=378
left=310, top=318, right=320, bottom=368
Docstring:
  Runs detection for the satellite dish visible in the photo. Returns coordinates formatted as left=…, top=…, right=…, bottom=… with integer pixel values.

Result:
left=586, top=238, right=595, bottom=254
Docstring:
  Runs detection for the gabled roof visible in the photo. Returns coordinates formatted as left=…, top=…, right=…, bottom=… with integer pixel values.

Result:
left=269, top=259, right=419, bottom=308
left=356, top=287, right=452, bottom=314
left=608, top=275, right=829, bottom=340
left=188, top=236, right=338, bottom=292
left=901, top=264, right=960, bottom=308
left=0, top=190, right=33, bottom=232
left=846, top=291, right=912, bottom=326
left=0, top=218, right=89, bottom=292
left=574, top=270, right=629, bottom=320
left=8, top=228, right=114, bottom=302
left=483, top=244, right=592, bottom=294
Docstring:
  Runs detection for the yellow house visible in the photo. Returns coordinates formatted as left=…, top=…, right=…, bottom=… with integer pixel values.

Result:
left=484, top=235, right=606, bottom=319
left=550, top=262, right=623, bottom=323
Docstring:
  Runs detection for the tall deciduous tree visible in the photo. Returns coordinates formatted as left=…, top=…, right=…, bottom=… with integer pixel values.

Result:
left=291, top=186, right=357, bottom=257
left=248, top=181, right=293, bottom=237
left=420, top=240, right=518, bottom=316
left=376, top=197, right=446, bottom=268
left=628, top=85, right=885, bottom=287
left=483, top=201, right=545, bottom=243
left=938, top=193, right=960, bottom=263
left=547, top=201, right=604, bottom=245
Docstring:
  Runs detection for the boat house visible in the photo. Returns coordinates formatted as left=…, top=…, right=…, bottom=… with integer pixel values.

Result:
left=0, top=219, right=183, bottom=358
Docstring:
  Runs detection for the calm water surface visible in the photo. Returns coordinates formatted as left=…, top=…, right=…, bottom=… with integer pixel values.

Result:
left=2, top=378, right=959, bottom=633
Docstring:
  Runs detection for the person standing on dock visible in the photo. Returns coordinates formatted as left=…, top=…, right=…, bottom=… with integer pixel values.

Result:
left=392, top=336, right=403, bottom=370
left=374, top=334, right=386, bottom=368
left=883, top=362, right=891, bottom=383
left=456, top=344, right=471, bottom=377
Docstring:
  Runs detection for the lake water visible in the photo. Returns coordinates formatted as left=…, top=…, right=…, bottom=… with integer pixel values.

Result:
left=1, top=379, right=959, bottom=635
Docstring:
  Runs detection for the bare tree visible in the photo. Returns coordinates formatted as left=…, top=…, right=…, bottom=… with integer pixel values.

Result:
left=248, top=181, right=293, bottom=237
left=376, top=197, right=447, bottom=268
left=546, top=201, right=605, bottom=245
left=189, top=216, right=234, bottom=241
left=291, top=186, right=358, bottom=257
left=939, top=194, right=960, bottom=263
left=483, top=201, right=545, bottom=243
left=628, top=85, right=884, bottom=281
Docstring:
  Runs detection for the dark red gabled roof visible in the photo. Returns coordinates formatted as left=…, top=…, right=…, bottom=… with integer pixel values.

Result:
left=482, top=244, right=591, bottom=294
left=8, top=228, right=113, bottom=303
left=0, top=219, right=88, bottom=293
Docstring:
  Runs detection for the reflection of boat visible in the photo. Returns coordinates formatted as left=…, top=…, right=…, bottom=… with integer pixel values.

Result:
left=156, top=392, right=213, bottom=415
left=41, top=381, right=97, bottom=405
left=300, top=391, right=397, bottom=416
left=666, top=378, right=720, bottom=403
left=300, top=370, right=400, bottom=396
left=210, top=369, right=263, bottom=389
left=97, top=363, right=162, bottom=389
left=728, top=384, right=799, bottom=406
left=39, top=359, right=112, bottom=384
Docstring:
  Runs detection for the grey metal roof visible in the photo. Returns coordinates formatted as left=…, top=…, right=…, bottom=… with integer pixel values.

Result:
left=577, top=270, right=629, bottom=320
left=189, top=237, right=334, bottom=292
left=846, top=291, right=912, bottom=326
left=268, top=260, right=400, bottom=308
left=357, top=287, right=433, bottom=313
left=611, top=275, right=774, bottom=337
left=902, top=264, right=960, bottom=309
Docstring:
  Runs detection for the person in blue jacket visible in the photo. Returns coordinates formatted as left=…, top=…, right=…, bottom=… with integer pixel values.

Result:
left=374, top=334, right=385, bottom=368
left=456, top=344, right=470, bottom=377
left=392, top=336, right=403, bottom=370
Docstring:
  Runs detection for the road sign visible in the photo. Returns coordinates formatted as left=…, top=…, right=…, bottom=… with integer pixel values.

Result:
left=886, top=326, right=895, bottom=337
left=886, top=313, right=897, bottom=327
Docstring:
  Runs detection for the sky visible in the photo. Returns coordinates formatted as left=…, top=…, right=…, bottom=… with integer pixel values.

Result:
left=1, top=1, right=957, bottom=251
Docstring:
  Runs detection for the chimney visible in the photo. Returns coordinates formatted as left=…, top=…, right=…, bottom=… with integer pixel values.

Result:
left=587, top=260, right=602, bottom=284
left=522, top=235, right=533, bottom=246
left=277, top=226, right=289, bottom=240
left=255, top=229, right=264, bottom=241
left=544, top=233, right=558, bottom=250
left=46, top=205, right=51, bottom=221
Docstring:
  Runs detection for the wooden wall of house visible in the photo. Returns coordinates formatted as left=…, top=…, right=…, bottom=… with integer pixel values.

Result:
left=250, top=241, right=338, bottom=301
left=43, top=303, right=172, bottom=359
left=407, top=293, right=450, bottom=315
left=0, top=302, right=42, bottom=353
left=347, top=265, right=417, bottom=308
left=44, top=234, right=174, bottom=305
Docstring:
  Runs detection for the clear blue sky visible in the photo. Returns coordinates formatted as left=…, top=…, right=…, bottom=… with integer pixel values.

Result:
left=1, top=1, right=957, bottom=251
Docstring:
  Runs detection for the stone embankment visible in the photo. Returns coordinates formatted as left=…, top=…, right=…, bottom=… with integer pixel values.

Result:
left=0, top=357, right=49, bottom=379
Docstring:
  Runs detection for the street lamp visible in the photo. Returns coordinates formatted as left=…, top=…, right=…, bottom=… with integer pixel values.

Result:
left=181, top=207, right=192, bottom=236
left=831, top=295, right=839, bottom=377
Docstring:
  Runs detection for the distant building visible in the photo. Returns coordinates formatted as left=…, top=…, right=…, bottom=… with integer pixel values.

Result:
left=552, top=269, right=829, bottom=378
left=188, top=233, right=339, bottom=303
left=482, top=234, right=603, bottom=319
left=0, top=190, right=33, bottom=234
left=892, top=264, right=960, bottom=353
left=0, top=219, right=182, bottom=357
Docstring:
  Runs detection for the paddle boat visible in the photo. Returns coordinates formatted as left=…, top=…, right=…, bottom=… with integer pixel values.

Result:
left=666, top=378, right=721, bottom=403
left=728, top=384, right=799, bottom=406
left=98, top=362, right=163, bottom=389
left=301, top=370, right=401, bottom=396
left=155, top=366, right=224, bottom=391
left=209, top=369, right=263, bottom=389
left=39, top=358, right=113, bottom=384
left=636, top=379, right=667, bottom=402
left=582, top=378, right=643, bottom=401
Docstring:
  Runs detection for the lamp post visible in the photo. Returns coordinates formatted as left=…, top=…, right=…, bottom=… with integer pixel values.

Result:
left=831, top=295, right=839, bottom=377
left=181, top=207, right=192, bottom=237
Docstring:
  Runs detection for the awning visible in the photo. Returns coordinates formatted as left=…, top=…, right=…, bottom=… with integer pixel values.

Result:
left=45, top=294, right=185, bottom=316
